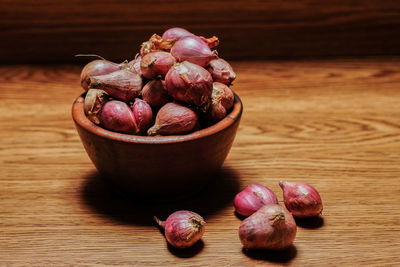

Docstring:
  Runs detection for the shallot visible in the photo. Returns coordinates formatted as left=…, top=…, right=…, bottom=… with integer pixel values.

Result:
left=141, top=79, right=170, bottom=109
left=131, top=98, right=153, bottom=134
left=279, top=181, right=323, bottom=218
left=234, top=184, right=278, bottom=217
left=88, top=69, right=142, bottom=102
left=154, top=210, right=205, bottom=249
left=140, top=51, right=176, bottom=79
left=170, top=35, right=217, bottom=67
left=165, top=61, right=213, bottom=106
left=147, top=102, right=198, bottom=136
left=162, top=27, right=194, bottom=40
left=162, top=27, right=219, bottom=48
left=208, top=58, right=236, bottom=85
left=99, top=100, right=138, bottom=134
left=84, top=89, right=108, bottom=124
left=207, top=82, right=234, bottom=123
left=239, top=204, right=297, bottom=250
left=80, top=59, right=121, bottom=90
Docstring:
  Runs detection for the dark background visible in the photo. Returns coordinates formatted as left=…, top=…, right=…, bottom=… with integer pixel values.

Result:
left=1, top=0, right=399, bottom=64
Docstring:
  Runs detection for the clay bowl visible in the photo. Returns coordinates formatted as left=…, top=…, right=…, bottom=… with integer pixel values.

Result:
left=72, top=93, right=242, bottom=197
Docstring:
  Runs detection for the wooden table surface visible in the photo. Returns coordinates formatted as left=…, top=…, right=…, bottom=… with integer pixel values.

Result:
left=1, top=59, right=400, bottom=266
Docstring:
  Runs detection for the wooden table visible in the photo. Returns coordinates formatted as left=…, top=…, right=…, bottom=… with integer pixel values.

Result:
left=1, top=59, right=400, bottom=266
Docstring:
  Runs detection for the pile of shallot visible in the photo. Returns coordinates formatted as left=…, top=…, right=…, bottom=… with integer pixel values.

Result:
left=154, top=181, right=322, bottom=250
left=235, top=181, right=323, bottom=250
left=80, top=27, right=236, bottom=136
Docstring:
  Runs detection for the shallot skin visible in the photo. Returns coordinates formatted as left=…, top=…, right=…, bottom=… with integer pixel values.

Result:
left=208, top=82, right=235, bottom=123
left=128, top=55, right=142, bottom=75
left=84, top=89, right=108, bottom=124
left=279, top=181, right=323, bottom=218
left=155, top=210, right=206, bottom=249
left=208, top=58, right=236, bottom=85
left=88, top=69, right=142, bottom=102
left=99, top=100, right=138, bottom=134
left=80, top=59, right=121, bottom=90
left=239, top=204, right=297, bottom=250
left=234, top=184, right=279, bottom=217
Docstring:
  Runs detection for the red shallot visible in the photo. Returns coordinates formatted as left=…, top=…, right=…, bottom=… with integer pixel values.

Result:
left=170, top=35, right=217, bottom=67
left=239, top=204, right=297, bottom=250
left=141, top=79, right=170, bottom=109
left=147, top=102, right=198, bottom=136
left=208, top=58, right=236, bottom=85
left=131, top=98, right=153, bottom=134
left=140, top=51, right=176, bottom=80
left=165, top=61, right=213, bottom=106
left=99, top=100, right=138, bottom=134
left=234, top=184, right=279, bottom=217
left=279, top=181, right=323, bottom=218
left=161, top=27, right=194, bottom=40
left=154, top=210, right=206, bottom=249
left=207, top=82, right=234, bottom=123
left=88, top=69, right=142, bottom=102
left=80, top=59, right=121, bottom=90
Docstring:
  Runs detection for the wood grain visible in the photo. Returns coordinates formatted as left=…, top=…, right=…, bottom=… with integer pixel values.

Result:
left=1, top=59, right=400, bottom=266
left=1, top=0, right=400, bottom=63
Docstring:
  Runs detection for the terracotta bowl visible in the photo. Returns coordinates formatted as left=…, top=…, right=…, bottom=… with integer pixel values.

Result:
left=72, top=93, right=242, bottom=197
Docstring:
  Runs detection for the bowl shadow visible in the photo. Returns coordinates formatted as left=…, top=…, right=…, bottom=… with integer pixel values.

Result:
left=242, top=245, right=297, bottom=263
left=81, top=165, right=241, bottom=226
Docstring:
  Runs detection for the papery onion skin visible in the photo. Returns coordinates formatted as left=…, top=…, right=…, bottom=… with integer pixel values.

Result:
left=162, top=27, right=194, bottom=40
left=84, top=89, right=108, bottom=124
left=170, top=35, right=217, bottom=67
left=131, top=98, right=153, bottom=134
left=80, top=59, right=122, bottom=90
left=279, top=181, right=323, bottom=218
left=147, top=102, right=198, bottom=136
left=165, top=61, right=213, bottom=106
left=88, top=69, right=142, bottom=102
left=140, top=51, right=176, bottom=79
left=154, top=210, right=206, bottom=249
left=234, top=184, right=279, bottom=217
left=128, top=55, right=142, bottom=75
left=140, top=34, right=176, bottom=56
left=208, top=82, right=235, bottom=123
left=239, top=204, right=297, bottom=250
left=99, top=100, right=138, bottom=134
left=142, top=79, right=170, bottom=109
left=208, top=58, right=236, bottom=85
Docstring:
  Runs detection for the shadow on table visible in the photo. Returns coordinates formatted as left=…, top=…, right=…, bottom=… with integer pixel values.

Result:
left=295, top=216, right=324, bottom=229
left=242, top=245, right=297, bottom=263
left=167, top=240, right=204, bottom=258
left=80, top=165, right=240, bottom=226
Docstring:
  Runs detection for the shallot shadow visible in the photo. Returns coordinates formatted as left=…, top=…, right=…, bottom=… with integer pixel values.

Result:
left=80, top=165, right=240, bottom=226
left=295, top=216, right=324, bottom=229
left=242, top=245, right=297, bottom=264
left=167, top=240, right=204, bottom=258
left=234, top=211, right=246, bottom=220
